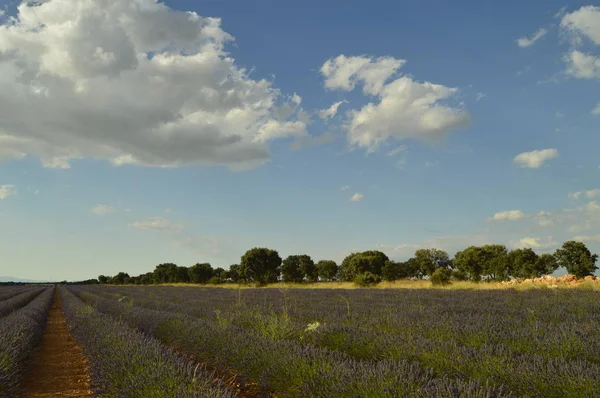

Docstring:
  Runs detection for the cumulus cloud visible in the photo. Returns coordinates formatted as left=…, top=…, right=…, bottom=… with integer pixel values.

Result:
left=0, top=184, right=16, bottom=199
left=573, top=234, right=600, bottom=243
left=569, top=189, right=600, bottom=200
left=349, top=192, right=363, bottom=202
left=0, top=0, right=308, bottom=171
left=91, top=204, right=116, bottom=215
left=592, top=103, right=600, bottom=115
left=511, top=236, right=556, bottom=250
left=517, top=28, right=548, bottom=48
left=320, top=55, right=470, bottom=151
left=564, top=50, right=600, bottom=79
left=490, top=210, right=527, bottom=221
left=129, top=217, right=184, bottom=233
left=318, top=100, right=347, bottom=120
left=561, top=6, right=600, bottom=45
left=513, top=148, right=559, bottom=168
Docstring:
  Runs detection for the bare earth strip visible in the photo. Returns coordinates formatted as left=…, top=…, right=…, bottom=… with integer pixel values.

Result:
left=22, top=290, right=93, bottom=398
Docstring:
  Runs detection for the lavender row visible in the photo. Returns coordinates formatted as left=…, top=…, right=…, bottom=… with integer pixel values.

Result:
left=71, top=287, right=513, bottom=398
left=0, top=287, right=53, bottom=396
left=76, top=286, right=600, bottom=397
left=81, top=286, right=600, bottom=365
left=59, top=287, right=235, bottom=398
left=0, top=286, right=32, bottom=302
left=0, top=287, right=45, bottom=318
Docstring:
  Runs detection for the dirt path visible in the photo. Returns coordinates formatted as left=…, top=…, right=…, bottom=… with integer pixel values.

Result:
left=22, top=290, right=93, bottom=398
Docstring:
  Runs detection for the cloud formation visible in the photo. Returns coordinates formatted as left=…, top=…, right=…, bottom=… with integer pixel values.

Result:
left=511, top=236, right=556, bottom=250
left=349, top=193, right=363, bottom=202
left=129, top=217, right=184, bottom=233
left=561, top=7, right=600, bottom=80
left=490, top=210, right=527, bottom=221
left=561, top=6, right=600, bottom=45
left=513, top=148, right=559, bottom=168
left=517, top=28, right=548, bottom=48
left=0, top=185, right=15, bottom=199
left=318, top=100, right=347, bottom=120
left=569, top=189, right=600, bottom=200
left=91, top=204, right=116, bottom=215
left=320, top=55, right=470, bottom=152
left=0, top=0, right=308, bottom=171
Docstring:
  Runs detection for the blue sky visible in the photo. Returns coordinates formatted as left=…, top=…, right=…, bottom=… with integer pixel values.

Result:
left=0, top=0, right=598, bottom=280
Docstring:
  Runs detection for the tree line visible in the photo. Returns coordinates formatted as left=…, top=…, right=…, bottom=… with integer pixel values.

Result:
left=98, top=240, right=598, bottom=286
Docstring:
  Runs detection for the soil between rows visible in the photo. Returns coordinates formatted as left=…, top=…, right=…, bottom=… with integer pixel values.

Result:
left=21, top=290, right=93, bottom=397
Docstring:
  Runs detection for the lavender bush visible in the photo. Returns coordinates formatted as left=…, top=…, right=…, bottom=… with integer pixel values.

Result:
left=60, top=287, right=235, bottom=398
left=0, top=287, right=53, bottom=396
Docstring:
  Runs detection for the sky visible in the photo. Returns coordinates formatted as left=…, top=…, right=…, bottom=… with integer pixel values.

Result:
left=0, top=0, right=599, bottom=281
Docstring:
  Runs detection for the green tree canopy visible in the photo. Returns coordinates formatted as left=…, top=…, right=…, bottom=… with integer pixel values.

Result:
left=240, top=248, right=282, bottom=285
left=298, top=255, right=317, bottom=282
left=316, top=260, right=339, bottom=281
left=188, top=263, right=214, bottom=284
left=554, top=241, right=598, bottom=278
left=153, top=263, right=178, bottom=284
left=507, top=248, right=539, bottom=279
left=110, top=272, right=130, bottom=285
left=454, top=246, right=485, bottom=281
left=534, top=253, right=559, bottom=277
left=414, top=248, right=451, bottom=278
left=480, top=244, right=509, bottom=281
left=382, top=259, right=418, bottom=281
left=175, top=266, right=190, bottom=283
left=226, top=264, right=242, bottom=282
left=281, top=255, right=305, bottom=283
left=340, top=251, right=389, bottom=281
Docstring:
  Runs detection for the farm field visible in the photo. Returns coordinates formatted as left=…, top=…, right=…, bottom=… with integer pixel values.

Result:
left=1, top=284, right=599, bottom=397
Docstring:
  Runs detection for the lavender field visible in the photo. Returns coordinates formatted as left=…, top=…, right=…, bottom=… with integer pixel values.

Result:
left=1, top=285, right=599, bottom=397
left=70, top=285, right=599, bottom=397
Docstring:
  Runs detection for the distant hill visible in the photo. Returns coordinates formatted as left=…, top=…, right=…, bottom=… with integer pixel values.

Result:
left=0, top=276, right=43, bottom=283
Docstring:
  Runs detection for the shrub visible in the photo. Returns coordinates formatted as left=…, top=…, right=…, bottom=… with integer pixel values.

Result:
left=451, top=270, right=468, bottom=281
left=353, top=272, right=381, bottom=287
left=430, top=268, right=452, bottom=286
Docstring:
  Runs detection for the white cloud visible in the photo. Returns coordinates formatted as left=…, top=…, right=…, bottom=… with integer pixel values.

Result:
left=129, top=217, right=184, bottom=233
left=475, top=92, right=486, bottom=102
left=561, top=6, right=600, bottom=45
left=569, top=189, right=600, bottom=200
left=0, top=185, right=16, bottom=199
left=564, top=50, right=600, bottom=79
left=320, top=55, right=470, bottom=151
left=91, top=204, right=116, bottom=215
left=321, top=55, right=405, bottom=95
left=592, top=103, right=600, bottom=115
left=386, top=145, right=407, bottom=156
left=349, top=192, right=363, bottom=202
left=425, top=161, right=439, bottom=167
left=318, top=100, right=347, bottom=120
left=573, top=234, right=600, bottom=243
left=0, top=0, right=308, bottom=171
left=511, top=236, right=556, bottom=250
left=535, top=211, right=555, bottom=227
left=341, top=185, right=351, bottom=191
left=513, top=148, right=559, bottom=168
left=517, top=28, right=548, bottom=48
left=490, top=210, right=527, bottom=221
